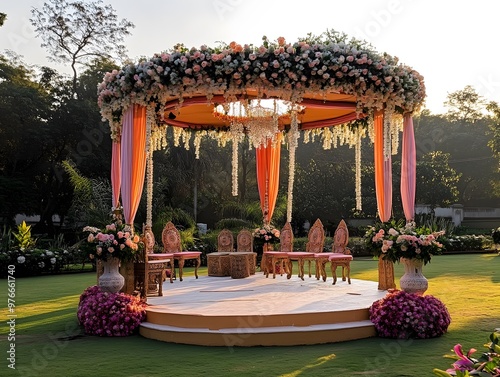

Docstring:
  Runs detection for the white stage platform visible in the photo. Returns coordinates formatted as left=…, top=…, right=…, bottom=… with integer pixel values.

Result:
left=140, top=273, right=387, bottom=346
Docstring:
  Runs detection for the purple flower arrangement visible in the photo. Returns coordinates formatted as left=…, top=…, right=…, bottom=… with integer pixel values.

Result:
left=77, top=286, right=147, bottom=336
left=369, top=290, right=451, bottom=339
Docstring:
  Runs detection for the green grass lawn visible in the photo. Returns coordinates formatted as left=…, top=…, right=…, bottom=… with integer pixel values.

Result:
left=1, top=254, right=498, bottom=377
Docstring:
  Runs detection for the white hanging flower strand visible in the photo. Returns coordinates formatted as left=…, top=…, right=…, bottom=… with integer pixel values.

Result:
left=286, top=110, right=300, bottom=223
left=355, top=125, right=363, bottom=212
left=383, top=110, right=392, bottom=160
left=230, top=122, right=244, bottom=196
left=146, top=106, right=155, bottom=227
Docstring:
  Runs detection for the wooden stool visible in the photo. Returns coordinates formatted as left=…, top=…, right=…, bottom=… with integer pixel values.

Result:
left=230, top=253, right=250, bottom=279
left=329, top=254, right=353, bottom=284
left=237, top=252, right=257, bottom=275
left=207, top=252, right=231, bottom=276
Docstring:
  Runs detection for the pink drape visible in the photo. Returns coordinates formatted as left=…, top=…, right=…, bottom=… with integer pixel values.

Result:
left=121, top=105, right=147, bottom=225
left=111, top=140, right=121, bottom=208
left=256, top=135, right=281, bottom=225
left=374, top=111, right=392, bottom=222
left=401, top=115, right=416, bottom=221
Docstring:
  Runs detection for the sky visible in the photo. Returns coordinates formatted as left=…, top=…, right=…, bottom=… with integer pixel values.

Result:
left=2, top=0, right=500, bottom=115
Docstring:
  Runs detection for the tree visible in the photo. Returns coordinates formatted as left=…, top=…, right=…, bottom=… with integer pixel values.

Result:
left=486, top=101, right=500, bottom=171
left=30, top=0, right=134, bottom=97
left=0, top=54, right=52, bottom=224
left=416, top=151, right=461, bottom=208
left=0, top=13, right=6, bottom=27
left=444, top=85, right=486, bottom=123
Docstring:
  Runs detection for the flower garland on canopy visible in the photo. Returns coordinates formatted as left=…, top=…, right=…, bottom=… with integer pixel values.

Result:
left=98, top=31, right=425, bottom=141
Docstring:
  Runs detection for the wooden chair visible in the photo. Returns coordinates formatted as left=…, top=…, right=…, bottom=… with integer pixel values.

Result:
left=282, top=222, right=309, bottom=280
left=304, top=218, right=325, bottom=279
left=134, top=225, right=173, bottom=298
left=161, top=221, right=201, bottom=282
left=207, top=229, right=233, bottom=277
left=262, top=225, right=290, bottom=279
left=236, top=229, right=257, bottom=275
left=328, top=219, right=353, bottom=284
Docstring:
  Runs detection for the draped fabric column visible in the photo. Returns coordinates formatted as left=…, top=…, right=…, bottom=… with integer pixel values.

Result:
left=374, top=110, right=396, bottom=290
left=374, top=111, right=392, bottom=222
left=111, top=140, right=121, bottom=208
left=401, top=115, right=416, bottom=222
left=256, top=135, right=281, bottom=225
left=120, top=104, right=147, bottom=226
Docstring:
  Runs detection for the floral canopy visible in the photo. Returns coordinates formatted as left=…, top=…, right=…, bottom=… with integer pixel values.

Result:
left=97, top=32, right=425, bottom=229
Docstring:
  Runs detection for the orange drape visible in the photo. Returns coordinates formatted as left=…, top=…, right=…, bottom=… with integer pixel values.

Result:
left=374, top=111, right=392, bottom=222
left=121, top=104, right=147, bottom=225
left=256, top=135, right=282, bottom=225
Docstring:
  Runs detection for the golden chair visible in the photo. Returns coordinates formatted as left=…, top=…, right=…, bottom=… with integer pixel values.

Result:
left=262, top=224, right=290, bottom=279
left=134, top=225, right=173, bottom=298
left=161, top=221, right=201, bottom=282
left=305, top=218, right=325, bottom=279
left=328, top=219, right=353, bottom=284
left=283, top=222, right=310, bottom=280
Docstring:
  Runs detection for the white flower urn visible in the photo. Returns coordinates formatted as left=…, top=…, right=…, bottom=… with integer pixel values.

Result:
left=98, top=257, right=125, bottom=293
left=399, top=257, right=428, bottom=295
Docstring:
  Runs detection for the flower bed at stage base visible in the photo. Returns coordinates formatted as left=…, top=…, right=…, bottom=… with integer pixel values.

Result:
left=77, top=285, right=147, bottom=336
left=369, top=290, right=451, bottom=339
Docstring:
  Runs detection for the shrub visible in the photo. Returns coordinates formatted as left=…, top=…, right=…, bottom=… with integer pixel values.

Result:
left=0, top=248, right=84, bottom=277
left=442, top=235, right=489, bottom=251
left=369, top=290, right=451, bottom=339
left=77, top=285, right=147, bottom=336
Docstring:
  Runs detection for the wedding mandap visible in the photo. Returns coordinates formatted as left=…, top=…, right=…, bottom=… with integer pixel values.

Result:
left=97, top=32, right=424, bottom=231
left=94, top=31, right=427, bottom=346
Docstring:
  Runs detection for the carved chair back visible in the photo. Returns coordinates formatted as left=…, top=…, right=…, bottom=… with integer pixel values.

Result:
left=162, top=221, right=182, bottom=253
left=305, top=218, right=325, bottom=254
left=142, top=225, right=156, bottom=256
left=217, top=229, right=234, bottom=252
left=332, top=219, right=351, bottom=254
left=279, top=222, right=294, bottom=252
left=236, top=229, right=253, bottom=252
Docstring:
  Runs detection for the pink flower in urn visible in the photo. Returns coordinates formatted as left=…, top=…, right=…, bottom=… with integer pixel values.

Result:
left=120, top=244, right=125, bottom=250
left=87, top=234, right=95, bottom=243
left=108, top=247, right=114, bottom=253
left=277, top=36, right=286, bottom=46
left=107, top=224, right=116, bottom=231
left=388, top=228, right=399, bottom=237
